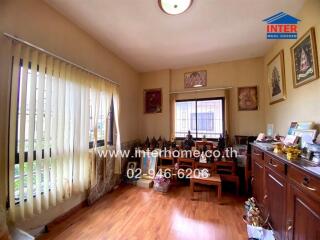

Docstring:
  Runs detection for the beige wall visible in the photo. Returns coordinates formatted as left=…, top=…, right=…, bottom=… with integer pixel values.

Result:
left=139, top=70, right=171, bottom=139
left=0, top=0, right=139, bottom=230
left=2, top=0, right=319, bottom=233
left=263, top=0, right=320, bottom=135
left=139, top=57, right=265, bottom=141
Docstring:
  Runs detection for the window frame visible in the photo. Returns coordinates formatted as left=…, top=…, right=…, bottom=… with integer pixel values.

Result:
left=174, top=97, right=225, bottom=141
left=10, top=56, right=114, bottom=206
left=14, top=59, right=111, bottom=164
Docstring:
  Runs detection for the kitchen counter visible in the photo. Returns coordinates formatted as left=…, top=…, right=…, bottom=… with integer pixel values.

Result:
left=251, top=142, right=320, bottom=179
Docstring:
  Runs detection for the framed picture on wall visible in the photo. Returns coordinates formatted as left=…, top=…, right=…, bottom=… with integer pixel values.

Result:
left=144, top=88, right=162, bottom=113
left=238, top=86, right=258, bottom=111
left=291, top=27, right=319, bottom=88
left=184, top=70, right=207, bottom=88
left=267, top=50, right=286, bottom=104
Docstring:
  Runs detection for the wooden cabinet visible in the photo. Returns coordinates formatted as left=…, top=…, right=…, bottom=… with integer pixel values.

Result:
left=251, top=145, right=320, bottom=240
left=265, top=167, right=286, bottom=240
left=287, top=165, right=320, bottom=240
left=288, top=165, right=320, bottom=200
left=265, top=153, right=286, bottom=175
left=252, top=158, right=265, bottom=205
left=251, top=147, right=264, bottom=204
left=287, top=184, right=320, bottom=240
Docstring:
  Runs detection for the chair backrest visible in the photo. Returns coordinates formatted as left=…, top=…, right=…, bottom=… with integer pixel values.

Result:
left=177, top=158, right=195, bottom=170
left=215, top=160, right=237, bottom=175
left=158, top=157, right=175, bottom=166
left=195, top=162, right=216, bottom=175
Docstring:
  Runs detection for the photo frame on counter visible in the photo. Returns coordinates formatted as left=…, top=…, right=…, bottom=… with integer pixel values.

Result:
left=291, top=27, right=319, bottom=88
left=294, top=129, right=318, bottom=148
left=267, top=50, right=286, bottom=104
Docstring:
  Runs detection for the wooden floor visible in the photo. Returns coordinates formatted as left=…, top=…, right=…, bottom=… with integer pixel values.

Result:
left=39, top=184, right=247, bottom=240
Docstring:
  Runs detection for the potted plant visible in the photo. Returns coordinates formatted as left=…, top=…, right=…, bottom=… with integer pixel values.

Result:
left=243, top=198, right=274, bottom=240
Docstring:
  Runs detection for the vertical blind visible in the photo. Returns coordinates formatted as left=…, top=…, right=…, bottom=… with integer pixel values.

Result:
left=8, top=41, right=121, bottom=222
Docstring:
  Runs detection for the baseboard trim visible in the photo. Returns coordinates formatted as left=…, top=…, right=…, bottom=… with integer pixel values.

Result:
left=46, top=200, right=88, bottom=230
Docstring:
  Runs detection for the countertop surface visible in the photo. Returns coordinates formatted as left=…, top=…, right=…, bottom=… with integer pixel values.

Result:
left=251, top=142, right=320, bottom=179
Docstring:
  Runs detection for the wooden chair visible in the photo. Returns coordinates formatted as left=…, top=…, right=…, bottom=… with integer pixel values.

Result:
left=177, top=158, right=195, bottom=170
left=234, top=135, right=256, bottom=193
left=158, top=157, right=175, bottom=171
left=157, top=156, right=176, bottom=184
left=190, top=162, right=221, bottom=202
left=215, top=160, right=240, bottom=194
left=195, top=162, right=215, bottom=173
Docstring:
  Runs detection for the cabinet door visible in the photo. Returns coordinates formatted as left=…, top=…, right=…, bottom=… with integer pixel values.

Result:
left=252, top=158, right=264, bottom=205
left=265, top=167, right=286, bottom=240
left=287, top=184, right=320, bottom=240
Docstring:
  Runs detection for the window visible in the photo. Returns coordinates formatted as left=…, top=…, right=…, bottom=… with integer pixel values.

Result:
left=13, top=59, right=112, bottom=202
left=9, top=43, right=120, bottom=219
left=89, top=92, right=106, bottom=148
left=88, top=92, right=114, bottom=148
left=14, top=60, right=47, bottom=202
left=175, top=98, right=224, bottom=139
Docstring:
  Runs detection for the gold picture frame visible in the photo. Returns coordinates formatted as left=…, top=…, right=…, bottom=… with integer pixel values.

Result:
left=267, top=50, right=286, bottom=105
left=291, top=27, right=319, bottom=88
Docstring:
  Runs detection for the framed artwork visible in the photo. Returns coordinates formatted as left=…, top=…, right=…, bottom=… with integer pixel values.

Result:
left=184, top=70, right=207, bottom=88
left=296, top=121, right=314, bottom=130
left=288, top=122, right=298, bottom=135
left=141, top=154, right=157, bottom=179
left=238, top=86, right=258, bottom=111
left=126, top=161, right=137, bottom=173
left=291, top=27, right=319, bottom=88
left=267, top=50, right=286, bottom=104
left=144, top=88, right=162, bottom=113
left=294, top=129, right=318, bottom=148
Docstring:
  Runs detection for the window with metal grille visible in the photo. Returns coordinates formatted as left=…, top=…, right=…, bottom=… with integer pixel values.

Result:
left=175, top=98, right=225, bottom=139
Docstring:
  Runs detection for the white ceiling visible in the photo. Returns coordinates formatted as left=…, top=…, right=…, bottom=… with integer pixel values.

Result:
left=45, top=0, right=305, bottom=72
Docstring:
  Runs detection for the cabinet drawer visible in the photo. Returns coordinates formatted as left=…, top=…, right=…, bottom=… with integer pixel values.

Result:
left=252, top=147, right=263, bottom=161
left=288, top=166, right=320, bottom=200
left=265, top=154, right=285, bottom=175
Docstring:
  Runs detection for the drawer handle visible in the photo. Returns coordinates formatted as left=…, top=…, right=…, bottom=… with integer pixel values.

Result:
left=253, top=153, right=261, bottom=156
left=268, top=161, right=278, bottom=168
left=264, top=194, right=268, bottom=200
left=287, top=220, right=293, bottom=231
left=301, top=181, right=317, bottom=192
left=251, top=177, right=254, bottom=184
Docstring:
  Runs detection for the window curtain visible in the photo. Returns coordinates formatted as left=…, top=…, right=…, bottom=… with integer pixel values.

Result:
left=112, top=85, right=121, bottom=174
left=89, top=82, right=121, bottom=185
left=170, top=93, right=177, bottom=140
left=8, top=41, right=120, bottom=222
left=87, top=80, right=121, bottom=205
left=88, top=76, right=112, bottom=188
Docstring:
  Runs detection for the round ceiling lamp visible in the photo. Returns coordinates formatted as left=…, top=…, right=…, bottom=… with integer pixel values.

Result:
left=158, top=0, right=193, bottom=15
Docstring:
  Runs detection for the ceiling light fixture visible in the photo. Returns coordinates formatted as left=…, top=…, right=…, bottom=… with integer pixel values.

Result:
left=158, top=0, right=193, bottom=15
